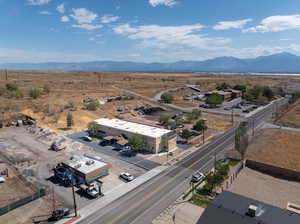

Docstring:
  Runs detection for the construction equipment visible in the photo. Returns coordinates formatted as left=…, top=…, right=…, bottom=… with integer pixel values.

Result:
left=49, top=208, right=70, bottom=221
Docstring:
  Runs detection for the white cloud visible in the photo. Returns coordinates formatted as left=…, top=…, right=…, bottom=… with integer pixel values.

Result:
left=243, top=15, right=300, bottom=33
left=149, top=0, right=178, bottom=7
left=70, top=8, right=98, bottom=24
left=39, top=11, right=51, bottom=15
left=27, top=0, right=51, bottom=6
left=128, top=53, right=140, bottom=57
left=101, top=15, right=120, bottom=24
left=114, top=23, right=230, bottom=50
left=72, top=24, right=103, bottom=31
left=0, top=48, right=102, bottom=63
left=61, top=16, right=70, bottom=22
left=57, top=3, right=65, bottom=14
left=213, top=19, right=252, bottom=30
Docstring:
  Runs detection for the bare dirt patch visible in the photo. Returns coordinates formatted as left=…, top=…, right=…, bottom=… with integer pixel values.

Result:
left=0, top=163, right=37, bottom=208
left=229, top=167, right=300, bottom=209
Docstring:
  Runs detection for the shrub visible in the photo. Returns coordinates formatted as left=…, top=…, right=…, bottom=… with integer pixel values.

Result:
left=29, top=88, right=43, bottom=99
left=160, top=93, right=174, bottom=104
left=193, top=120, right=208, bottom=133
left=86, top=100, right=100, bottom=111
left=6, top=83, right=18, bottom=91
left=43, top=84, right=50, bottom=94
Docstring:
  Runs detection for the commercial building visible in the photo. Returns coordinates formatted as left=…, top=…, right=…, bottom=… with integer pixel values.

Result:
left=61, top=155, right=112, bottom=184
left=93, top=118, right=177, bottom=154
left=197, top=191, right=300, bottom=224
left=205, top=89, right=242, bottom=101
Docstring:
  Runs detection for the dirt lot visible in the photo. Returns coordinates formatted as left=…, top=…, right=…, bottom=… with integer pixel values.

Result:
left=229, top=167, right=300, bottom=209
left=0, top=163, right=37, bottom=208
left=0, top=70, right=294, bottom=133
left=276, top=101, right=300, bottom=128
left=246, top=128, right=300, bottom=171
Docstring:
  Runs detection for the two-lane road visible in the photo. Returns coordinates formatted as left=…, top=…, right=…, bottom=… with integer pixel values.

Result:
left=77, top=97, right=289, bottom=224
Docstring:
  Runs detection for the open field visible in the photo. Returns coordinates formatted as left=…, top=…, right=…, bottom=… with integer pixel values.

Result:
left=246, top=128, right=300, bottom=171
left=0, top=70, right=296, bottom=133
left=276, top=101, right=300, bottom=128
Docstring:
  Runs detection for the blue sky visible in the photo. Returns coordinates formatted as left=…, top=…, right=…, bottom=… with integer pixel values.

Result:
left=1, top=0, right=300, bottom=62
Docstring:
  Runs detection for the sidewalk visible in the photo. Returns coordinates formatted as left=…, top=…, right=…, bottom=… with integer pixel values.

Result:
left=56, top=165, right=168, bottom=224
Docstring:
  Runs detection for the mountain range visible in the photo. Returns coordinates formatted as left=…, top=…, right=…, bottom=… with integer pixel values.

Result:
left=1, top=52, right=300, bottom=73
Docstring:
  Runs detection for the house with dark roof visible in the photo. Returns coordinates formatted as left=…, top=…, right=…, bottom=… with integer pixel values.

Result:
left=197, top=191, right=300, bottom=224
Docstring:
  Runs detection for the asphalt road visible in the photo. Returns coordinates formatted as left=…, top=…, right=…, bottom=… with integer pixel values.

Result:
left=77, top=97, right=289, bottom=224
left=67, top=131, right=160, bottom=171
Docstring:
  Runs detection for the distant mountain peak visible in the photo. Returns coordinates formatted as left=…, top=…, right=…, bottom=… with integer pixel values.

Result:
left=1, top=52, right=300, bottom=73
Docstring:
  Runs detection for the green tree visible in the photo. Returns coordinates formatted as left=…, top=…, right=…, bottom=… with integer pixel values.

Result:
left=206, top=93, right=224, bottom=106
left=160, top=93, right=174, bottom=104
left=243, top=91, right=255, bottom=102
left=216, top=82, right=231, bottom=91
left=233, top=84, right=247, bottom=93
left=193, top=119, right=208, bottom=144
left=235, top=123, right=249, bottom=160
left=128, top=135, right=147, bottom=152
left=29, top=88, right=43, bottom=99
left=66, top=112, right=74, bottom=128
left=87, top=122, right=98, bottom=137
left=262, top=86, right=274, bottom=100
left=191, top=109, right=201, bottom=120
left=159, top=115, right=170, bottom=125
left=181, top=129, right=192, bottom=140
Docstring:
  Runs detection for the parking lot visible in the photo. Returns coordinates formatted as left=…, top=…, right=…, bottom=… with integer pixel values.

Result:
left=67, top=131, right=161, bottom=170
left=200, top=98, right=263, bottom=116
left=0, top=127, right=149, bottom=210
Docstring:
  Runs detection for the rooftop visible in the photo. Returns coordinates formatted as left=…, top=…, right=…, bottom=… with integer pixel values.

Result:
left=63, top=155, right=110, bottom=175
left=94, top=118, right=173, bottom=138
left=197, top=191, right=300, bottom=224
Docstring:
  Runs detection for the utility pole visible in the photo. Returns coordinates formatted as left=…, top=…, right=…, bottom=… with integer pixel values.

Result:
left=252, top=119, right=255, bottom=137
left=214, top=147, right=217, bottom=174
left=5, top=69, right=8, bottom=81
left=71, top=184, right=77, bottom=217
left=231, top=109, right=234, bottom=124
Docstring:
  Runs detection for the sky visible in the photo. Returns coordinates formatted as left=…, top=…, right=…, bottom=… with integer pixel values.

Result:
left=1, top=0, right=300, bottom=63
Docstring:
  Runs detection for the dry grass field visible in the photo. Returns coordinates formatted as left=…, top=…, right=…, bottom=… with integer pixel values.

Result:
left=246, top=128, right=300, bottom=171
left=0, top=70, right=295, bottom=133
left=276, top=101, right=300, bottom=128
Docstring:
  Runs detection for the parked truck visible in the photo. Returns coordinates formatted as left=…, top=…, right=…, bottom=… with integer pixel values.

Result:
left=79, top=182, right=100, bottom=198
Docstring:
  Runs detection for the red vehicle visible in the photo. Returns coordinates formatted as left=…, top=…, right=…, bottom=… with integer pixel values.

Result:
left=49, top=142, right=66, bottom=151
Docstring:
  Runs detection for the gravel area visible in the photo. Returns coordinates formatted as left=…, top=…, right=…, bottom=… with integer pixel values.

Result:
left=229, top=167, right=300, bottom=209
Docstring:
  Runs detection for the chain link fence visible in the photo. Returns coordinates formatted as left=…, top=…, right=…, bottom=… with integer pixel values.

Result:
left=0, top=188, right=46, bottom=216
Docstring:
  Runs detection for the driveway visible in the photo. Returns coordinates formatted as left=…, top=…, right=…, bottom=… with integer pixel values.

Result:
left=66, top=131, right=161, bottom=171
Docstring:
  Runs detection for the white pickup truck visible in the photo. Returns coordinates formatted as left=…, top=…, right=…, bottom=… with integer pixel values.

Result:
left=79, top=182, right=100, bottom=198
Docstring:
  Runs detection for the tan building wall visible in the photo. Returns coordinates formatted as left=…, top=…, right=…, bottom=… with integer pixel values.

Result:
left=94, top=122, right=176, bottom=154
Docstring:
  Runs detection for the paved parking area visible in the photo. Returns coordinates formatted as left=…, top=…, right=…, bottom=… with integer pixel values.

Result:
left=67, top=131, right=161, bottom=170
left=0, top=127, right=149, bottom=210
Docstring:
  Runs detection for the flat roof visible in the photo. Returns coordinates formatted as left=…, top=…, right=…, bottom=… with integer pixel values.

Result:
left=197, top=191, right=300, bottom=224
left=63, top=155, right=109, bottom=175
left=94, top=118, right=173, bottom=138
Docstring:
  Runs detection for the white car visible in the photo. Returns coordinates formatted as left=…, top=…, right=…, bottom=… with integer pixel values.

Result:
left=0, top=176, right=6, bottom=183
left=191, top=172, right=205, bottom=183
left=120, top=172, right=134, bottom=182
left=82, top=136, right=92, bottom=142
